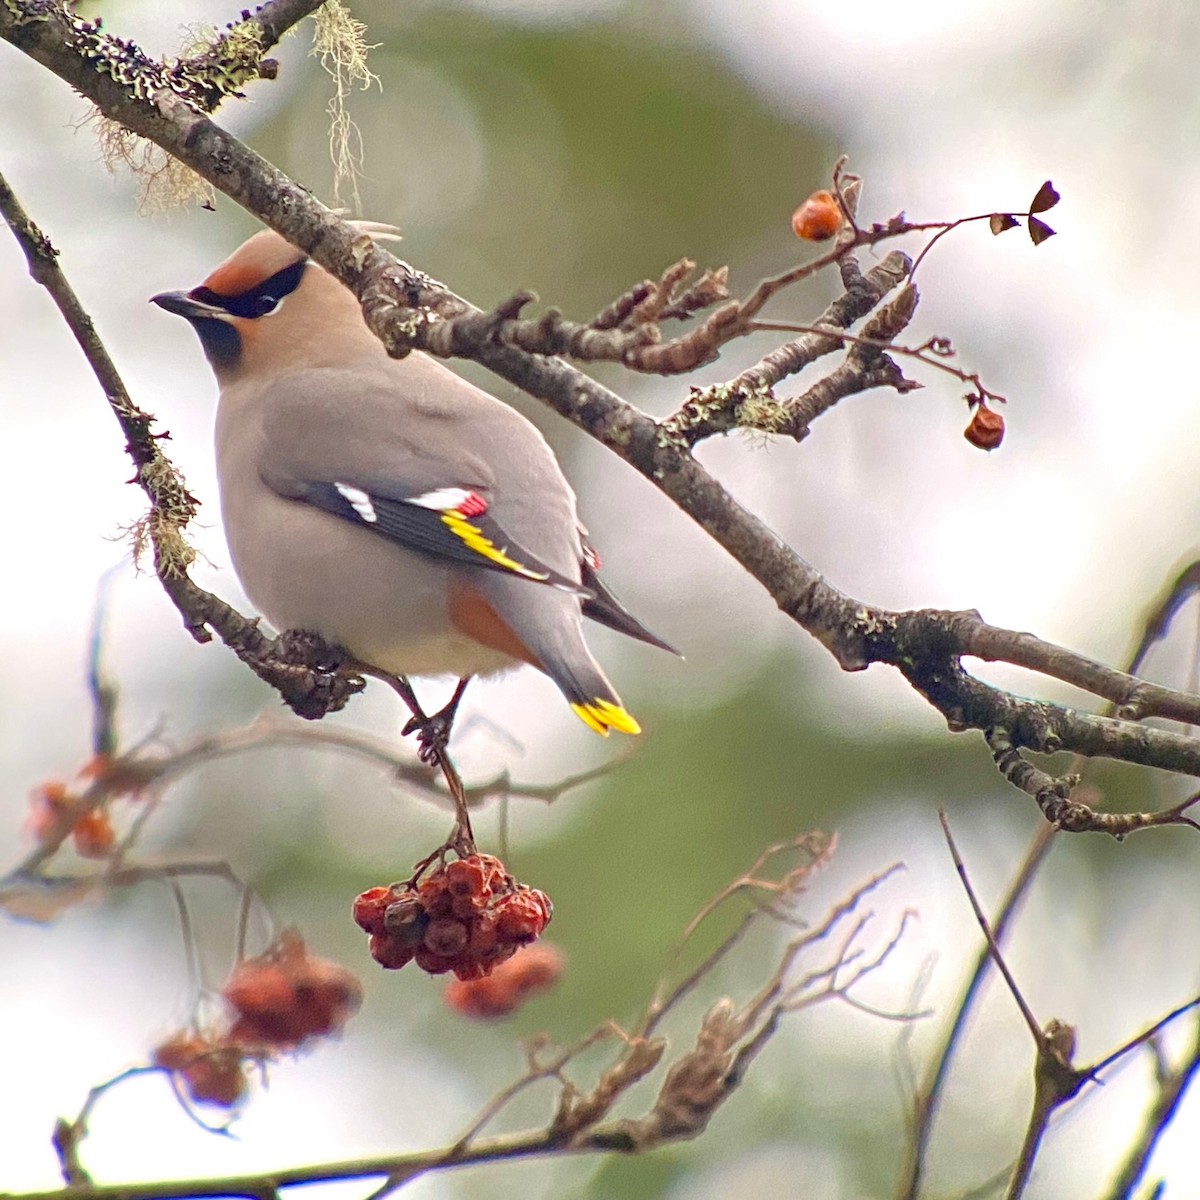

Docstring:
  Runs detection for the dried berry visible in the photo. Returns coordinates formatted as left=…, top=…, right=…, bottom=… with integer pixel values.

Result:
left=154, top=1033, right=247, bottom=1108
left=791, top=190, right=843, bottom=241
left=369, top=932, right=416, bottom=970
left=153, top=1032, right=208, bottom=1072
left=423, top=917, right=469, bottom=957
left=445, top=943, right=565, bottom=1019
left=181, top=1048, right=247, bottom=1108
left=71, top=810, right=116, bottom=858
left=964, top=401, right=1005, bottom=451
left=352, top=886, right=394, bottom=935
left=444, top=856, right=489, bottom=899
left=222, top=931, right=362, bottom=1048
left=494, top=891, right=550, bottom=943
left=383, top=894, right=428, bottom=945
left=413, top=946, right=458, bottom=975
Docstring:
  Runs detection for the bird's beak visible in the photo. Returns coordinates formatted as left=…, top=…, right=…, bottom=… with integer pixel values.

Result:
left=150, top=290, right=229, bottom=321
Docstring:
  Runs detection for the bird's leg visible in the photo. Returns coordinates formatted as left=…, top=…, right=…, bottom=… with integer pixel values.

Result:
left=402, top=676, right=471, bottom=764
left=399, top=677, right=475, bottom=855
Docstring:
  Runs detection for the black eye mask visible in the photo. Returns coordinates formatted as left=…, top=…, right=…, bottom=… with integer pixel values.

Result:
left=191, top=258, right=308, bottom=320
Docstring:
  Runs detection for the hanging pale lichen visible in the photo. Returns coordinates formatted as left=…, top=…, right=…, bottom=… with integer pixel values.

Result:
left=93, top=116, right=215, bottom=214
left=17, top=2, right=275, bottom=212
left=310, top=0, right=379, bottom=214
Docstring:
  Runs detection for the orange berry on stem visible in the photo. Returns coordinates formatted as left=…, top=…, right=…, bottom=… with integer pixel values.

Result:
left=791, top=190, right=842, bottom=241
left=494, top=890, right=550, bottom=943
left=353, top=886, right=394, bottom=935
left=181, top=1048, right=247, bottom=1108
left=444, top=856, right=489, bottom=899
left=414, top=946, right=458, bottom=975
left=445, top=944, right=565, bottom=1019
left=369, top=932, right=416, bottom=970
left=153, top=1032, right=208, bottom=1072
left=964, top=401, right=1005, bottom=451
left=72, top=810, right=115, bottom=858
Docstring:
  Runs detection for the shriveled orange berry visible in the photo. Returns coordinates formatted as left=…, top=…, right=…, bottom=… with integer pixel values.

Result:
left=451, top=959, right=492, bottom=983
left=181, top=1048, right=247, bottom=1108
left=72, top=810, right=115, bottom=858
left=445, top=944, right=565, bottom=1019
left=35, top=781, right=71, bottom=809
left=494, top=890, right=550, bottom=943
left=423, top=917, right=469, bottom=958
left=964, top=402, right=1005, bottom=451
left=418, top=874, right=453, bottom=917
left=474, top=854, right=509, bottom=890
left=413, top=946, right=457, bottom=975
left=369, top=932, right=416, bottom=970
left=353, top=886, right=394, bottom=935
left=467, top=909, right=499, bottom=959
left=791, top=190, right=842, bottom=241
left=444, top=856, right=489, bottom=899
left=384, top=894, right=428, bottom=945
left=224, top=934, right=363, bottom=1047
left=153, top=1032, right=208, bottom=1072
left=224, top=962, right=295, bottom=1011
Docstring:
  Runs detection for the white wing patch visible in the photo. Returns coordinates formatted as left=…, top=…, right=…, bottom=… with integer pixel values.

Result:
left=334, top=482, right=378, bottom=523
left=408, top=488, right=477, bottom=511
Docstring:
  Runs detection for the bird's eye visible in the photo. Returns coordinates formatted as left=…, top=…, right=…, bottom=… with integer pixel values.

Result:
left=255, top=294, right=281, bottom=317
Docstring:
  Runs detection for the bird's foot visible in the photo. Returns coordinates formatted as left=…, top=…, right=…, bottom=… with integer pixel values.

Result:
left=401, top=677, right=471, bottom=766
left=402, top=707, right=454, bottom=765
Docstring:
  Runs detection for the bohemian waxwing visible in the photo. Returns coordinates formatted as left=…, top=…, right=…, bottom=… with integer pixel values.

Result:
left=151, top=227, right=674, bottom=740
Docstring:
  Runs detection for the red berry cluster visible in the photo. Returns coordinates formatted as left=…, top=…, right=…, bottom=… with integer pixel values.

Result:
left=353, top=853, right=552, bottom=981
left=223, top=928, right=363, bottom=1051
left=26, top=758, right=116, bottom=859
left=445, top=942, right=565, bottom=1019
left=24, top=754, right=150, bottom=859
left=152, top=931, right=362, bottom=1109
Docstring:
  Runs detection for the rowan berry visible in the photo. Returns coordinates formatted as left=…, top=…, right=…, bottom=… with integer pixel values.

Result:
left=791, top=190, right=843, bottom=241
left=383, top=893, right=428, bottom=945
left=369, top=932, right=416, bottom=970
left=352, top=886, right=394, bottom=935
left=424, top=917, right=469, bottom=958
left=964, top=401, right=1005, bottom=451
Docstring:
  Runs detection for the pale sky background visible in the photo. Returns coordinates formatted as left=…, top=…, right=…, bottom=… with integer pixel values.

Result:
left=4, top=1, right=1200, bottom=1197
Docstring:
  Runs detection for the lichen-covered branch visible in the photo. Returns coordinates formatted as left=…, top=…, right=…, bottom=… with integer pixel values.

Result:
left=0, top=168, right=364, bottom=719
left=7, top=2, right=1200, bottom=833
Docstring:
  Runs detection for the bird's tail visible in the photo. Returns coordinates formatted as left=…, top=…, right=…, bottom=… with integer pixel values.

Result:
left=539, top=641, right=639, bottom=735
left=483, top=580, right=642, bottom=736
left=569, top=692, right=641, bottom=736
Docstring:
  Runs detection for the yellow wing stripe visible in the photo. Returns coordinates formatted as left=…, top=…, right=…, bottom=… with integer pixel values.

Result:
left=440, top=512, right=550, bottom=581
left=570, top=699, right=642, bottom=736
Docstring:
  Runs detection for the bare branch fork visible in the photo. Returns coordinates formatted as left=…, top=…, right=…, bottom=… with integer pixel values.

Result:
left=938, top=814, right=1200, bottom=1200
left=4, top=7, right=1200, bottom=837
left=2, top=829, right=909, bottom=1200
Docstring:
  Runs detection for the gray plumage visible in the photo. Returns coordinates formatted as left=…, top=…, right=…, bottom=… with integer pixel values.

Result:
left=152, top=228, right=669, bottom=735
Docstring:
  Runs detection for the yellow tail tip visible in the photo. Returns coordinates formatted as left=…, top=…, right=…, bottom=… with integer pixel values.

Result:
left=570, top=699, right=642, bottom=736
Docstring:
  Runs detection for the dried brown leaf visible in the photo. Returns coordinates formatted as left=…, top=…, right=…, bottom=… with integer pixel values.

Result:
left=989, top=213, right=1019, bottom=235
left=1030, top=180, right=1060, bottom=213
left=1027, top=216, right=1056, bottom=246
left=0, top=877, right=98, bottom=922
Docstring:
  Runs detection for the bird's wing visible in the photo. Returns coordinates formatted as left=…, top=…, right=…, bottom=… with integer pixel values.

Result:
left=299, top=480, right=589, bottom=595
left=579, top=538, right=679, bottom=653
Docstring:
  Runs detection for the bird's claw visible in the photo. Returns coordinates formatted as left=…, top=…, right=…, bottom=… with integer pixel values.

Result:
left=402, top=710, right=453, bottom=764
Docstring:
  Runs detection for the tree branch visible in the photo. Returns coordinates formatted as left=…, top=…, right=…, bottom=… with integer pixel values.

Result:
left=7, top=1, right=1200, bottom=830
